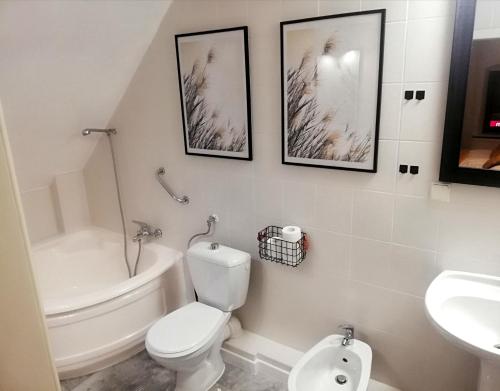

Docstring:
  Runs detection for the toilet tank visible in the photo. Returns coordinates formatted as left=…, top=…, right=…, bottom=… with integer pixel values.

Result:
left=187, top=241, right=251, bottom=312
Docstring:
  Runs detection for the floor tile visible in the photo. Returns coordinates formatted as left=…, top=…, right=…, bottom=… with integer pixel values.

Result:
left=61, top=350, right=286, bottom=391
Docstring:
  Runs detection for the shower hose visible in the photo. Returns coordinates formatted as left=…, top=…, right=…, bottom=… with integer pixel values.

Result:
left=107, top=133, right=141, bottom=278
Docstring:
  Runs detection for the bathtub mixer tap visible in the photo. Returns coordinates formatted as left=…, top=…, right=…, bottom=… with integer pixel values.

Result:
left=132, top=220, right=162, bottom=242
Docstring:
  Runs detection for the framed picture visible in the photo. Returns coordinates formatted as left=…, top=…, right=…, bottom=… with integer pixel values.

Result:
left=281, top=10, right=385, bottom=172
left=175, top=27, right=252, bottom=160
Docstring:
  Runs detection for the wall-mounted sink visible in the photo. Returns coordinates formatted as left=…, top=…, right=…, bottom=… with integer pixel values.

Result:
left=288, top=334, right=372, bottom=391
left=425, top=270, right=500, bottom=391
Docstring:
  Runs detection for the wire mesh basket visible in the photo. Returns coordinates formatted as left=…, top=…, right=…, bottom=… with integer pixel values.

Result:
left=257, top=226, right=307, bottom=267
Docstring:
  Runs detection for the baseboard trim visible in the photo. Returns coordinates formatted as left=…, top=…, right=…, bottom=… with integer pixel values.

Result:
left=221, top=330, right=400, bottom=391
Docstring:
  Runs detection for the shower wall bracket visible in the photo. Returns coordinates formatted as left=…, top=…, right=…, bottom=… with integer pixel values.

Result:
left=155, top=167, right=190, bottom=205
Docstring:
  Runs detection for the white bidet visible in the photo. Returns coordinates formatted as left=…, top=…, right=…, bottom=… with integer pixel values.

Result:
left=288, top=334, right=372, bottom=391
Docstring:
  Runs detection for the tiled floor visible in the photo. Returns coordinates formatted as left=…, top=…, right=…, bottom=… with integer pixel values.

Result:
left=60, top=350, right=287, bottom=391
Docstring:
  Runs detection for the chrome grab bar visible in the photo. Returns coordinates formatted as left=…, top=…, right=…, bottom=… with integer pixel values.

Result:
left=155, top=167, right=189, bottom=205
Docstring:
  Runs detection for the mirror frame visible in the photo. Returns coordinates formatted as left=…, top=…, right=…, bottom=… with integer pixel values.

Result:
left=439, top=0, right=500, bottom=187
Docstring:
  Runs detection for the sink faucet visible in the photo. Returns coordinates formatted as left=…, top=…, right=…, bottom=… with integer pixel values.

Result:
left=132, top=220, right=162, bottom=242
left=339, top=325, right=354, bottom=346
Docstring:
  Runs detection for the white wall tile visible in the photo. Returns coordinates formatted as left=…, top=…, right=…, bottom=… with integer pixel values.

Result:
left=352, top=190, right=394, bottom=241
left=437, top=252, right=500, bottom=278
left=362, top=140, right=398, bottom=192
left=283, top=180, right=316, bottom=227
left=438, top=201, right=500, bottom=262
left=400, top=82, right=447, bottom=141
left=346, top=280, right=431, bottom=342
left=21, top=186, right=60, bottom=243
left=422, top=333, right=479, bottom=391
left=249, top=33, right=281, bottom=133
left=393, top=196, right=439, bottom=250
left=255, top=178, right=283, bottom=223
left=54, top=170, right=91, bottom=233
left=379, top=83, right=402, bottom=140
left=315, top=184, right=353, bottom=234
left=383, top=22, right=406, bottom=83
left=308, top=228, right=351, bottom=278
left=361, top=0, right=408, bottom=22
left=366, top=328, right=428, bottom=391
left=351, top=237, right=438, bottom=297
left=474, top=0, right=494, bottom=30
left=493, top=1, right=500, bottom=28
left=408, top=0, right=456, bottom=20
left=389, top=245, right=437, bottom=296
left=396, top=141, right=440, bottom=197
left=228, top=175, right=255, bottom=223
left=449, top=182, right=500, bottom=207
left=351, top=237, right=392, bottom=286
left=404, top=17, right=453, bottom=82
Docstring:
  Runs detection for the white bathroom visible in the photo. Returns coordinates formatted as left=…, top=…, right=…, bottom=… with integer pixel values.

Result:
left=1, top=0, right=500, bottom=390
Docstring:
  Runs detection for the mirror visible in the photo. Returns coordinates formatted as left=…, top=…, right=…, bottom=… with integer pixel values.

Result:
left=440, top=0, right=500, bottom=187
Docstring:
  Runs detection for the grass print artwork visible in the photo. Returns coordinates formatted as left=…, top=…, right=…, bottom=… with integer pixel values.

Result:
left=282, top=11, right=385, bottom=171
left=176, top=27, right=252, bottom=160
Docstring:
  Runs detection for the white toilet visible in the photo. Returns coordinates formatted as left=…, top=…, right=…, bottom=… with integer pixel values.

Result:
left=145, top=241, right=251, bottom=391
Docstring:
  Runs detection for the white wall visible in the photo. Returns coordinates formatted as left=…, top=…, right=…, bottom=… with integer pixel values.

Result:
left=0, top=103, right=60, bottom=391
left=20, top=170, right=91, bottom=243
left=54, top=171, right=91, bottom=233
left=0, top=0, right=171, bottom=192
left=84, top=1, right=500, bottom=390
left=21, top=185, right=61, bottom=243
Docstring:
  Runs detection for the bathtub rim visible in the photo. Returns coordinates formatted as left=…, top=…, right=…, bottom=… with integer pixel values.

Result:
left=32, top=227, right=183, bottom=316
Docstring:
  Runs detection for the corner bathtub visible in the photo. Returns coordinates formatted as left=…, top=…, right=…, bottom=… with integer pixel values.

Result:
left=31, top=228, right=183, bottom=379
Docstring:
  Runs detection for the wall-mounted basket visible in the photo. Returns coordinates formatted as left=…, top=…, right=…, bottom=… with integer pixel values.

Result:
left=257, top=226, right=307, bottom=267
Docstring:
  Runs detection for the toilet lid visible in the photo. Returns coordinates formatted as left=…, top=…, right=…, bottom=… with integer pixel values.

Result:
left=146, top=302, right=227, bottom=357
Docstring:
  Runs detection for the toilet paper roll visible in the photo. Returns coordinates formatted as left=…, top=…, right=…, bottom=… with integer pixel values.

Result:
left=265, top=237, right=282, bottom=257
left=282, top=226, right=301, bottom=242
left=266, top=237, right=292, bottom=262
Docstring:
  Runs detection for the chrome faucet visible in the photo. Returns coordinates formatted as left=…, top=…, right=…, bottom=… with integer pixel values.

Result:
left=339, top=325, right=354, bottom=346
left=132, top=220, right=162, bottom=242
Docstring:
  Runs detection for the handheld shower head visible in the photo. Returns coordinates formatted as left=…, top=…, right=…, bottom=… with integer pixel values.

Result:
left=81, top=128, right=117, bottom=136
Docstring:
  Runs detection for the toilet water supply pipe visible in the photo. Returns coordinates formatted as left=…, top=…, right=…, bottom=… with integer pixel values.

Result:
left=187, top=214, right=219, bottom=249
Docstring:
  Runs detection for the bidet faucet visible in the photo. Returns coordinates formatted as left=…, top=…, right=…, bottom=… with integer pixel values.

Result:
left=132, top=220, right=162, bottom=242
left=339, top=324, right=354, bottom=346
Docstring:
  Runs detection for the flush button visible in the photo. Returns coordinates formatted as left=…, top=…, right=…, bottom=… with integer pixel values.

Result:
left=210, top=242, right=220, bottom=250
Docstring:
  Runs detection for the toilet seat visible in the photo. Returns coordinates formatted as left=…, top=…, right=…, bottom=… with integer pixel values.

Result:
left=146, top=302, right=229, bottom=359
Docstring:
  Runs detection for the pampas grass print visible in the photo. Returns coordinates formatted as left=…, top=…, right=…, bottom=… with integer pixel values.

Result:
left=183, top=48, right=246, bottom=152
left=287, top=36, right=371, bottom=163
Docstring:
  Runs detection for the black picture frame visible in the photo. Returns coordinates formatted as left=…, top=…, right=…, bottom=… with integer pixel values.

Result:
left=280, top=10, right=385, bottom=172
left=175, top=26, right=253, bottom=161
left=439, top=0, right=500, bottom=187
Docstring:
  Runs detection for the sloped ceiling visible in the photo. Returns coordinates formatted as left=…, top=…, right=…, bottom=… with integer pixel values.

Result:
left=0, top=0, right=171, bottom=191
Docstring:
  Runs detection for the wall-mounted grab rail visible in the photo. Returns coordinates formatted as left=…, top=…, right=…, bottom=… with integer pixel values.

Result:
left=155, top=167, right=189, bottom=205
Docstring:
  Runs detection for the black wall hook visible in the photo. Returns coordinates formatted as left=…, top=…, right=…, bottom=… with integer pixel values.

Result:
left=416, top=90, right=425, bottom=100
left=404, top=90, right=414, bottom=100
